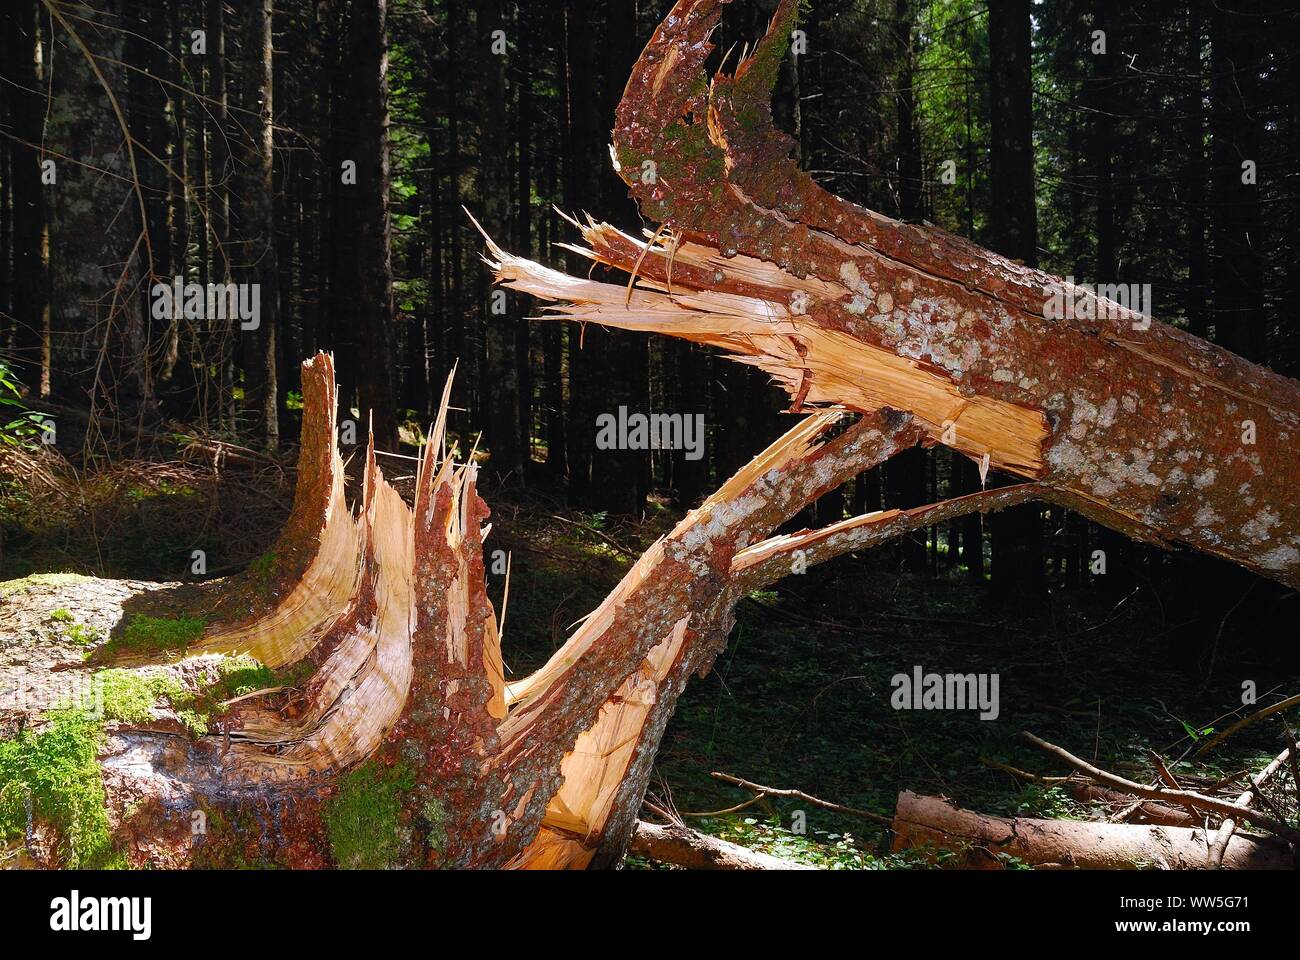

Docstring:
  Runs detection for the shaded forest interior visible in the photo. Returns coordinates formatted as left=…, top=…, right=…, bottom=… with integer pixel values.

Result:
left=1, top=0, right=1298, bottom=865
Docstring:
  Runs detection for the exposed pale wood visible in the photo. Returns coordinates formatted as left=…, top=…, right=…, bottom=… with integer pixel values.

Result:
left=630, top=821, right=812, bottom=870
left=186, top=353, right=362, bottom=667
left=542, top=619, right=690, bottom=848
left=17, top=0, right=1300, bottom=870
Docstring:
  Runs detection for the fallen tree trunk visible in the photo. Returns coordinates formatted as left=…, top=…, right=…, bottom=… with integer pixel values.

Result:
left=490, top=0, right=1300, bottom=589
left=1021, top=731, right=1300, bottom=844
left=892, top=792, right=1296, bottom=870
left=1065, top=784, right=1198, bottom=829
left=629, top=821, right=810, bottom=870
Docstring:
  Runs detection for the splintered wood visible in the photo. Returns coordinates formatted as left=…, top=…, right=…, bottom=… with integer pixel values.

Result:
left=210, top=357, right=483, bottom=780
left=489, top=0, right=1300, bottom=590
left=87, top=349, right=952, bottom=868
left=185, top=356, right=362, bottom=666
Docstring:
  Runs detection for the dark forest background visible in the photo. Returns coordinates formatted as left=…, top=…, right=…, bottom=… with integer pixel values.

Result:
left=1, top=0, right=1298, bottom=621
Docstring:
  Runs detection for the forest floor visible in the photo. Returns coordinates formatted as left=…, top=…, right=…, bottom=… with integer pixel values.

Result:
left=483, top=491, right=1297, bottom=868
left=1, top=436, right=1297, bottom=869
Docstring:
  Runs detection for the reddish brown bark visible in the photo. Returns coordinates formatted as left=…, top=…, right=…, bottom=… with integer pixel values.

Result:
left=892, top=791, right=1296, bottom=870
left=13, top=0, right=1300, bottom=871
left=519, top=0, right=1300, bottom=590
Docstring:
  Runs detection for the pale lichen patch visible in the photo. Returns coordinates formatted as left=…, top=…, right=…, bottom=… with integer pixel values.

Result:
left=1258, top=544, right=1300, bottom=571
left=1241, top=508, right=1280, bottom=543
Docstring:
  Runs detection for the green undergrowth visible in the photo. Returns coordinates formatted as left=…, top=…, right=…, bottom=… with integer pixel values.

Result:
left=652, top=561, right=1288, bottom=868
left=383, top=481, right=1290, bottom=869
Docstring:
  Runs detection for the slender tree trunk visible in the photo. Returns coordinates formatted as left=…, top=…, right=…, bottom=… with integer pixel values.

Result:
left=235, top=0, right=279, bottom=449
left=444, top=0, right=466, bottom=435
left=160, top=0, right=188, bottom=392
left=561, top=0, right=594, bottom=504
left=206, top=0, right=233, bottom=429
left=2, top=0, right=49, bottom=397
left=419, top=5, right=444, bottom=415
left=479, top=0, right=522, bottom=477
left=324, top=0, right=359, bottom=421
left=45, top=0, right=150, bottom=420
left=349, top=0, right=398, bottom=451
left=596, top=3, right=649, bottom=515
left=1183, top=4, right=1209, bottom=340
left=987, top=0, right=1043, bottom=600
left=886, top=0, right=927, bottom=571
left=540, top=25, right=567, bottom=481
left=1209, top=0, right=1267, bottom=363
left=514, top=5, right=534, bottom=474
left=1086, top=0, right=1134, bottom=597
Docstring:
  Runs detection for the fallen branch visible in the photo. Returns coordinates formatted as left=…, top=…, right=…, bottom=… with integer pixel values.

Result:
left=629, top=820, right=812, bottom=870
left=979, top=758, right=1196, bottom=827
left=1020, top=731, right=1300, bottom=844
left=730, top=484, right=1043, bottom=591
left=1209, top=742, right=1298, bottom=868
left=709, top=772, right=893, bottom=826
left=1146, top=750, right=1184, bottom=791
left=892, top=791, right=1294, bottom=870
left=1071, top=785, right=1198, bottom=829
left=1193, top=693, right=1300, bottom=758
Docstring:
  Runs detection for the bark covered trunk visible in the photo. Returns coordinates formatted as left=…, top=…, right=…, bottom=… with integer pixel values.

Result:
left=492, top=0, right=1300, bottom=591
left=349, top=0, right=399, bottom=452
left=2, top=0, right=49, bottom=397
left=43, top=0, right=151, bottom=418
left=236, top=0, right=279, bottom=450
left=629, top=821, right=809, bottom=870
left=892, top=791, right=1295, bottom=870
left=986, top=0, right=1043, bottom=598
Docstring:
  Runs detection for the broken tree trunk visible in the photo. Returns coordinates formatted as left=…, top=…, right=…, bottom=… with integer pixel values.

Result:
left=489, top=0, right=1300, bottom=590
left=3, top=353, right=1026, bottom=867
left=892, top=792, right=1296, bottom=869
